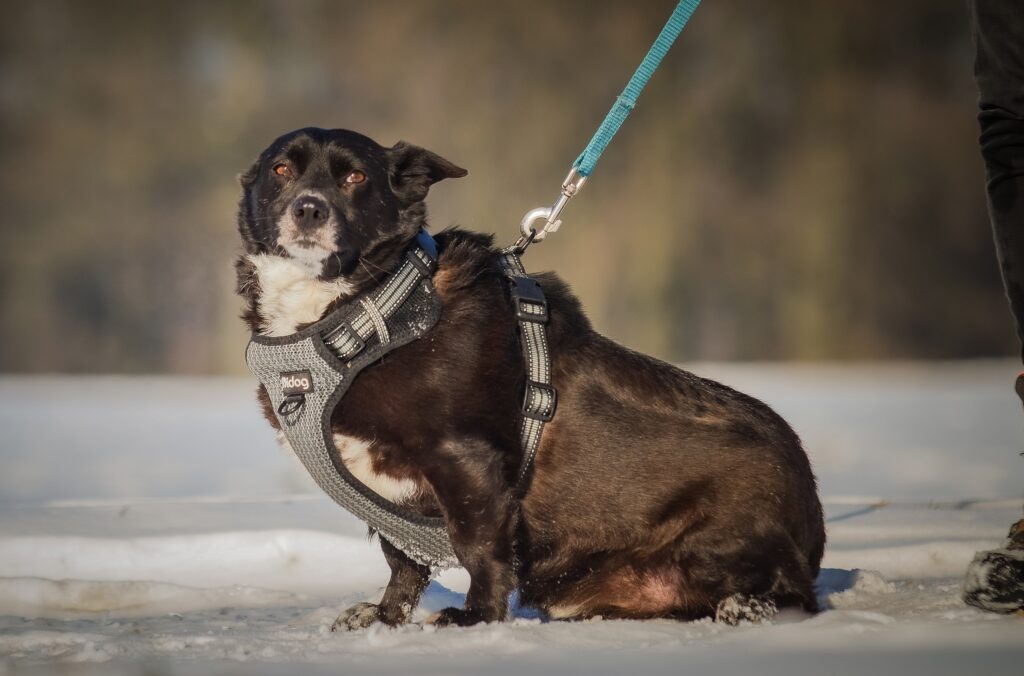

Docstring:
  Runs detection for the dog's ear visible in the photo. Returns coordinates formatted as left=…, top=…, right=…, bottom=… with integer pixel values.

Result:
left=237, top=157, right=260, bottom=189
left=388, top=141, right=467, bottom=204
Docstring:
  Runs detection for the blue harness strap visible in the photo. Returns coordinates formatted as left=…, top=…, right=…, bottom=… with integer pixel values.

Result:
left=573, top=0, right=702, bottom=177
left=415, top=227, right=438, bottom=260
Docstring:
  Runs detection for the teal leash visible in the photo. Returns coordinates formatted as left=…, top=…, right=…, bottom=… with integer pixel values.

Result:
left=516, top=0, right=702, bottom=249
left=574, top=0, right=702, bottom=178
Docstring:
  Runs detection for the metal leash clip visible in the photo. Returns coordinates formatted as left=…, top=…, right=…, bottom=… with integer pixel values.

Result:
left=514, top=167, right=587, bottom=251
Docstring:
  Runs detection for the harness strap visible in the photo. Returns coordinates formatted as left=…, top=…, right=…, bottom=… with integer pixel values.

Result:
left=359, top=298, right=391, bottom=346
left=324, top=240, right=436, bottom=360
left=500, top=249, right=556, bottom=491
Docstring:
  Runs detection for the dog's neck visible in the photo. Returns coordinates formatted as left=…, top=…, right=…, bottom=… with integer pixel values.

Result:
left=237, top=230, right=421, bottom=338
left=243, top=254, right=354, bottom=337
left=237, top=204, right=431, bottom=336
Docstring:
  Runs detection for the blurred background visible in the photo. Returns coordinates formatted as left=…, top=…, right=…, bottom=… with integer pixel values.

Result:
left=0, top=0, right=1016, bottom=375
left=0, top=0, right=1020, bottom=505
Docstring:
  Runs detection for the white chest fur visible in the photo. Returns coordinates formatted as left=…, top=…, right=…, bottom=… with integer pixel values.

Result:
left=332, top=434, right=420, bottom=503
left=275, top=432, right=419, bottom=504
left=248, top=254, right=353, bottom=337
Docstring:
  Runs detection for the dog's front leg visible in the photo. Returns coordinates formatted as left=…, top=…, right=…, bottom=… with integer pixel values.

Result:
left=332, top=535, right=430, bottom=631
left=427, top=441, right=518, bottom=627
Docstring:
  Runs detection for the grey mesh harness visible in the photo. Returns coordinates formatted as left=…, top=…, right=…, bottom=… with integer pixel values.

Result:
left=245, top=230, right=555, bottom=569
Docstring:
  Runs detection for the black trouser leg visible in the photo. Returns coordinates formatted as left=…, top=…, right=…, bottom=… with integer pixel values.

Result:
left=969, top=0, right=1024, bottom=368
left=964, top=2, right=1024, bottom=615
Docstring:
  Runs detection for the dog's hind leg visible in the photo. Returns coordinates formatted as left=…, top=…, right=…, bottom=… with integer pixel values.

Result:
left=713, top=571, right=817, bottom=625
left=683, top=529, right=820, bottom=625
left=332, top=536, right=431, bottom=631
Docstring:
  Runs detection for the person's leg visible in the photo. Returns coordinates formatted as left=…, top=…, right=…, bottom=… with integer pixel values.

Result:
left=963, top=0, right=1024, bottom=614
left=971, top=0, right=1024, bottom=360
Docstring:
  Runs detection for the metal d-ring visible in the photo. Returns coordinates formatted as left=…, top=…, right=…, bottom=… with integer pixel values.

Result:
left=520, top=207, right=558, bottom=241
left=518, top=167, right=587, bottom=243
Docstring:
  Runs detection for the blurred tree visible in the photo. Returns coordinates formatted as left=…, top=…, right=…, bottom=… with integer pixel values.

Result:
left=0, top=0, right=1012, bottom=373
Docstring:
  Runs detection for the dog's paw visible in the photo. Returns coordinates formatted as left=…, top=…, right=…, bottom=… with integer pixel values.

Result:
left=426, top=606, right=485, bottom=628
left=331, top=602, right=383, bottom=632
left=715, top=594, right=778, bottom=625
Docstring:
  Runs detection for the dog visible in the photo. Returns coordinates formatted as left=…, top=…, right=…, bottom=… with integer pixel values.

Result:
left=235, top=127, right=826, bottom=629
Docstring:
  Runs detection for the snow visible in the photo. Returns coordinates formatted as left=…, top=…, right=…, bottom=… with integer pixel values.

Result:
left=0, top=364, right=1022, bottom=674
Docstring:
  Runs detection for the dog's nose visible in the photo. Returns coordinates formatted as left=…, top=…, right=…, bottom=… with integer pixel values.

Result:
left=291, top=196, right=329, bottom=230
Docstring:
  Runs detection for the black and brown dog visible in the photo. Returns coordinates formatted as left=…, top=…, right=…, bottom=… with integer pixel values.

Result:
left=235, top=127, right=825, bottom=629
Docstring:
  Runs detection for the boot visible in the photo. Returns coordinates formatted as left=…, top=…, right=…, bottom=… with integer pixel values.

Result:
left=963, top=519, right=1024, bottom=614
left=961, top=375, right=1024, bottom=614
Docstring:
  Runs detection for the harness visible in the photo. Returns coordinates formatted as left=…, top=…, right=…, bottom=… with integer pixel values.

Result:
left=245, top=230, right=554, bottom=569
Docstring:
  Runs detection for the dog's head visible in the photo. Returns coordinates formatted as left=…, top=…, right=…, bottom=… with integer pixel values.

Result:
left=237, top=128, right=466, bottom=279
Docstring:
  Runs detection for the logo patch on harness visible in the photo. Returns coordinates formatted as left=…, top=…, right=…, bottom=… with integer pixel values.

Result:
left=280, top=370, right=314, bottom=396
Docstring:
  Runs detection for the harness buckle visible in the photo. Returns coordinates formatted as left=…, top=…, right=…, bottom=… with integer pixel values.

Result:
left=405, top=248, right=436, bottom=278
left=326, top=321, right=365, bottom=360
left=508, top=275, right=549, bottom=323
left=522, top=380, right=557, bottom=422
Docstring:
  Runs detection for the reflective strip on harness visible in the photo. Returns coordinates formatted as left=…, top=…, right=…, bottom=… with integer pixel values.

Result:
left=324, top=246, right=435, bottom=360
left=500, top=249, right=556, bottom=488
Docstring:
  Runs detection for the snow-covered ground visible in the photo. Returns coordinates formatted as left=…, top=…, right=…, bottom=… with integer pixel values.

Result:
left=0, top=363, right=1022, bottom=674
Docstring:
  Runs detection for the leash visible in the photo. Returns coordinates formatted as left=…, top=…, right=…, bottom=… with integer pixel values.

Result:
left=498, top=0, right=702, bottom=491
left=515, top=0, right=702, bottom=250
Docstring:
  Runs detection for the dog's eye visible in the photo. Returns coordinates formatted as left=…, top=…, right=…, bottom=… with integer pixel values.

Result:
left=344, top=170, right=366, bottom=185
left=273, top=163, right=293, bottom=179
